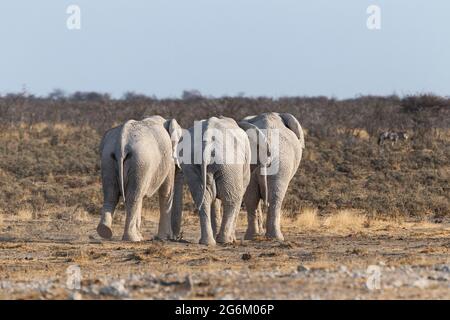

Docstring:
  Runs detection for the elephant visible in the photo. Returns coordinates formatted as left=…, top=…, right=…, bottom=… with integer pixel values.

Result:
left=96, top=115, right=183, bottom=242
left=239, top=112, right=305, bottom=241
left=174, top=116, right=265, bottom=245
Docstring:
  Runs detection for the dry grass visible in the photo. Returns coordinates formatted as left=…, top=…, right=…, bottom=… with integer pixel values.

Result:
left=323, top=209, right=367, bottom=232
left=0, top=94, right=449, bottom=219
left=15, top=209, right=34, bottom=221
left=284, top=208, right=368, bottom=233
left=288, top=207, right=320, bottom=230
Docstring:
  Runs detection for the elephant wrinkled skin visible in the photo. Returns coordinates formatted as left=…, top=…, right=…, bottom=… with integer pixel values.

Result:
left=240, top=112, right=305, bottom=241
left=97, top=116, right=182, bottom=242
left=176, top=117, right=252, bottom=246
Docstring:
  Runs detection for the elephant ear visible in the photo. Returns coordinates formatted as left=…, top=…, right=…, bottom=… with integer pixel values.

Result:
left=165, top=119, right=183, bottom=168
left=278, top=113, right=305, bottom=149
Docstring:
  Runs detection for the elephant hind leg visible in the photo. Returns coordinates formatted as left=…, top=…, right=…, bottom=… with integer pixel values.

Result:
left=216, top=198, right=242, bottom=244
left=197, top=189, right=216, bottom=246
left=265, top=182, right=289, bottom=241
left=243, top=177, right=263, bottom=240
left=97, top=163, right=120, bottom=239
left=211, top=198, right=222, bottom=239
left=156, top=171, right=175, bottom=240
left=122, top=196, right=144, bottom=242
left=98, top=198, right=117, bottom=239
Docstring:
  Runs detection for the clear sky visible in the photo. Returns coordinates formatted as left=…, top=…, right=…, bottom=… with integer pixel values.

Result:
left=0, top=1, right=449, bottom=98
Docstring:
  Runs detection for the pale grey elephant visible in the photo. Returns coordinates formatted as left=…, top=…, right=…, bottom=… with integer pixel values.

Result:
left=174, top=116, right=255, bottom=245
left=96, top=115, right=182, bottom=242
left=239, top=112, right=305, bottom=241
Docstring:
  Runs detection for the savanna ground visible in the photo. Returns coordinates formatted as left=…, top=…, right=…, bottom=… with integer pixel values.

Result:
left=0, top=93, right=449, bottom=299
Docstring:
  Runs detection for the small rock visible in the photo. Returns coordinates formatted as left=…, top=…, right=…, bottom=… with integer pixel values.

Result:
left=435, top=265, right=450, bottom=273
left=392, top=280, right=403, bottom=288
left=297, top=265, right=310, bottom=272
left=69, top=292, right=83, bottom=300
left=182, top=275, right=193, bottom=291
left=338, top=265, right=349, bottom=273
left=99, top=280, right=129, bottom=297
left=413, top=278, right=429, bottom=289
left=241, top=253, right=252, bottom=261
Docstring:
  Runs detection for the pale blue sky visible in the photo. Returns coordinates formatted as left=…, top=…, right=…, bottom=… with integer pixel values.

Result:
left=0, top=1, right=449, bottom=98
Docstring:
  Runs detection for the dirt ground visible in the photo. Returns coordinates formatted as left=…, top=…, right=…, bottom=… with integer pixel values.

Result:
left=1, top=211, right=450, bottom=300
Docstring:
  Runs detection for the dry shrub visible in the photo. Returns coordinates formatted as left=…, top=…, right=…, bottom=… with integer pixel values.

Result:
left=0, top=94, right=449, bottom=219
left=290, top=207, right=320, bottom=230
left=323, top=209, right=366, bottom=232
left=72, top=208, right=90, bottom=222
left=16, top=209, right=34, bottom=221
left=352, top=128, right=370, bottom=140
left=401, top=94, right=449, bottom=113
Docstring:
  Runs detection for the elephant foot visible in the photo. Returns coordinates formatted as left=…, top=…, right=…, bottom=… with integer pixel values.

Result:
left=122, top=231, right=144, bottom=242
left=199, top=237, right=216, bottom=246
left=244, top=230, right=261, bottom=240
left=154, top=233, right=173, bottom=241
left=265, top=230, right=284, bottom=241
left=216, top=233, right=235, bottom=244
left=97, top=223, right=113, bottom=239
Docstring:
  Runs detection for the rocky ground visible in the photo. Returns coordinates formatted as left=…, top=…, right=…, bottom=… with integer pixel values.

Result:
left=1, top=212, right=450, bottom=300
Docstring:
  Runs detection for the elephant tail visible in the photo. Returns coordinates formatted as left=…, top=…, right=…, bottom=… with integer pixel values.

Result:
left=198, top=123, right=213, bottom=211
left=261, top=165, right=269, bottom=208
left=198, top=135, right=210, bottom=211
left=199, top=153, right=208, bottom=210
left=117, top=120, right=135, bottom=204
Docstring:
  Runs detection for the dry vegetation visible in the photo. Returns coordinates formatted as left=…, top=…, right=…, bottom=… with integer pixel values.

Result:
left=2, top=211, right=450, bottom=299
left=1, top=93, right=448, bottom=220
left=0, top=92, right=449, bottom=299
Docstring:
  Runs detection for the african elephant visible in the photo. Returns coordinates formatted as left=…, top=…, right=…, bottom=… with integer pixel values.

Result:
left=96, top=115, right=182, bottom=242
left=239, top=112, right=305, bottom=241
left=174, top=116, right=260, bottom=245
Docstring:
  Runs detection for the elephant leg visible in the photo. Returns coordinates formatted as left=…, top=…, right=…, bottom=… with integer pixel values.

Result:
left=97, top=160, right=119, bottom=239
left=243, top=176, right=262, bottom=240
left=97, top=199, right=118, bottom=239
left=183, top=165, right=216, bottom=245
left=211, top=198, right=222, bottom=239
left=198, top=197, right=216, bottom=246
left=256, top=203, right=265, bottom=234
left=265, top=182, right=288, bottom=241
left=123, top=196, right=144, bottom=242
left=171, top=169, right=184, bottom=239
left=217, top=199, right=241, bottom=244
left=156, top=171, right=175, bottom=240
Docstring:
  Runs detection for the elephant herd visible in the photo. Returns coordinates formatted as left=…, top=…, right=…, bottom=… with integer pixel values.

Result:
left=96, top=112, right=305, bottom=246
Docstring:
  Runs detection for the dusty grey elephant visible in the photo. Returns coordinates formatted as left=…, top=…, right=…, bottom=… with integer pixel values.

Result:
left=239, top=112, right=305, bottom=241
left=174, top=116, right=257, bottom=245
left=96, top=115, right=182, bottom=242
